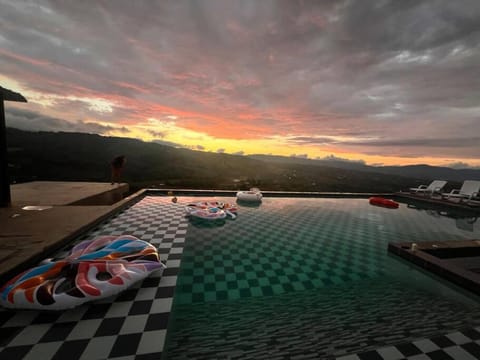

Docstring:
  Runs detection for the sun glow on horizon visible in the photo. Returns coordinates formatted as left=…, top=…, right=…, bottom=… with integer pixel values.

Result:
left=107, top=121, right=480, bottom=168
left=2, top=75, right=479, bottom=168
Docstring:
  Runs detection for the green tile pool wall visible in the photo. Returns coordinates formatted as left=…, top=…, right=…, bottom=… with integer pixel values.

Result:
left=175, top=197, right=480, bottom=304
left=165, top=197, right=480, bottom=359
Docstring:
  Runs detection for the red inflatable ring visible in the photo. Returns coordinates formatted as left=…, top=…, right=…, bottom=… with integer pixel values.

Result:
left=369, top=197, right=399, bottom=209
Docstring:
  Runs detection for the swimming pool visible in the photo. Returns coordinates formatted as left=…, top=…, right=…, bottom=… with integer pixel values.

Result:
left=1, top=194, right=480, bottom=359
left=164, top=196, right=480, bottom=359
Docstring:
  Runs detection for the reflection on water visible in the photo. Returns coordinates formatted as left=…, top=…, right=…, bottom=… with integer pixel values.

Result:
left=404, top=199, right=478, bottom=232
left=235, top=199, right=262, bottom=208
left=187, top=216, right=227, bottom=228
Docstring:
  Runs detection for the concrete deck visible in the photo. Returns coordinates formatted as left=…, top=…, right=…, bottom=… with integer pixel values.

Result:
left=10, top=181, right=129, bottom=206
left=0, top=182, right=137, bottom=283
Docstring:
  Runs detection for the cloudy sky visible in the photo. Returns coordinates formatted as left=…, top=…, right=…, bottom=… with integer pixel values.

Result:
left=1, top=0, right=479, bottom=167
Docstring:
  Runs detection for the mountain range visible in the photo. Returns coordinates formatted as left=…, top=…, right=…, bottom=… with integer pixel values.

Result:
left=5, top=127, right=479, bottom=193
left=249, top=154, right=480, bottom=182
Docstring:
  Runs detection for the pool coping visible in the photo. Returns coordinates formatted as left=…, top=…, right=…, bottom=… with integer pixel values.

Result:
left=149, top=189, right=480, bottom=212
left=144, top=188, right=395, bottom=198
left=388, top=240, right=480, bottom=297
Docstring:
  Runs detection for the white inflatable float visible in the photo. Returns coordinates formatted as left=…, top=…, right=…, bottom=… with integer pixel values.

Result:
left=236, top=188, right=263, bottom=202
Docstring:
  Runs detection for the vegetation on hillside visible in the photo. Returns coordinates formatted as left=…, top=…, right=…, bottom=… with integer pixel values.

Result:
left=6, top=128, right=464, bottom=193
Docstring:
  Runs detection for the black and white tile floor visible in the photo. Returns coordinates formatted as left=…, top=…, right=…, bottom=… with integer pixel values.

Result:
left=337, top=327, right=480, bottom=360
left=0, top=196, right=187, bottom=360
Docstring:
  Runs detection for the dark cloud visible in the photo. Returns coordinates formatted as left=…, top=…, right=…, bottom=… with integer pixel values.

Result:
left=338, top=1, right=480, bottom=52
left=288, top=136, right=339, bottom=145
left=288, top=135, right=480, bottom=148
left=217, top=148, right=225, bottom=153
left=232, top=150, right=244, bottom=156
left=148, top=130, right=166, bottom=138
left=344, top=137, right=480, bottom=148
left=317, top=155, right=366, bottom=165
left=151, top=139, right=183, bottom=148
left=290, top=153, right=308, bottom=159
left=1, top=0, right=479, bottom=162
left=287, top=133, right=480, bottom=158
left=445, top=161, right=480, bottom=170
left=5, top=107, right=129, bottom=134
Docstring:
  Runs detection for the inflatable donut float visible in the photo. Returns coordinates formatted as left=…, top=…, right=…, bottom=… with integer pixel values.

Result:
left=185, top=201, right=237, bottom=220
left=369, top=197, right=399, bottom=209
left=236, top=188, right=262, bottom=202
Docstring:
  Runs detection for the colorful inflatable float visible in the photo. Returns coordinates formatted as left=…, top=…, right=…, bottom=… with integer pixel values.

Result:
left=236, top=188, right=263, bottom=202
left=185, top=201, right=237, bottom=220
left=369, top=197, right=399, bottom=209
left=0, top=235, right=165, bottom=310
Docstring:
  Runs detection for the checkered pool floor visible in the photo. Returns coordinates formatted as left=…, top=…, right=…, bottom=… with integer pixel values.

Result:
left=175, top=201, right=386, bottom=305
left=1, top=195, right=480, bottom=359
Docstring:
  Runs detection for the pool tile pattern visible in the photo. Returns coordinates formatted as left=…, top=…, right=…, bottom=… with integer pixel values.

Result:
left=337, top=326, right=480, bottom=360
left=175, top=198, right=479, bottom=305
left=0, top=196, right=187, bottom=360
left=176, top=202, right=384, bottom=304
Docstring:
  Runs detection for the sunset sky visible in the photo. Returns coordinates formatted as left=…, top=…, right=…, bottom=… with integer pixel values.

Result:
left=1, top=0, right=479, bottom=167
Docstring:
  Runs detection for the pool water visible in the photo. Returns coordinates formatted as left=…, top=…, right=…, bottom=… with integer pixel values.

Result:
left=164, top=197, right=480, bottom=359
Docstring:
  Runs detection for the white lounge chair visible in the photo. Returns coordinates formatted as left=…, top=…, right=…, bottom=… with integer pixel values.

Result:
left=409, top=180, right=447, bottom=196
left=442, top=180, right=480, bottom=202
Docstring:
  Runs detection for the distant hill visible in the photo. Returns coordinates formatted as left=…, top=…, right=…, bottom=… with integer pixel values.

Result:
left=249, top=154, right=480, bottom=182
left=249, top=154, right=370, bottom=171
left=5, top=127, right=473, bottom=193
left=373, top=164, right=480, bottom=182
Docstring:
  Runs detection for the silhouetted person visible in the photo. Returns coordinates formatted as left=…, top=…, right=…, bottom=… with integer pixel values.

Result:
left=111, top=155, right=126, bottom=184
